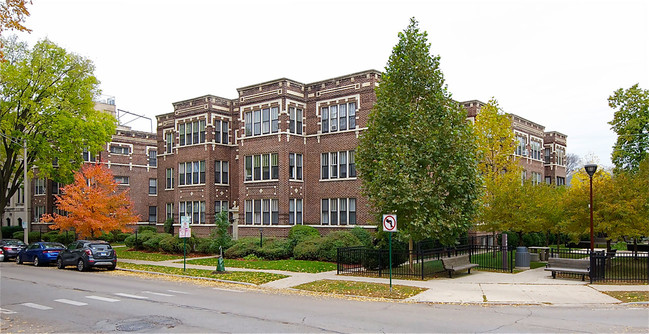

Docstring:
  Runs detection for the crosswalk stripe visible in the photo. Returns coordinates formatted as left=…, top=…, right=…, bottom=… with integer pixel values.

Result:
left=114, top=293, right=148, bottom=299
left=86, top=295, right=120, bottom=302
left=0, top=308, right=17, bottom=314
left=167, top=289, right=190, bottom=294
left=54, top=299, right=88, bottom=306
left=142, top=291, right=173, bottom=297
left=21, top=303, right=52, bottom=310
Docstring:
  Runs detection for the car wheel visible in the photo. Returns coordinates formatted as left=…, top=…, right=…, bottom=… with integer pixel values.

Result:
left=108, top=264, right=116, bottom=271
left=56, top=258, right=64, bottom=269
left=33, top=257, right=40, bottom=267
left=77, top=259, right=87, bottom=272
left=16, top=255, right=22, bottom=264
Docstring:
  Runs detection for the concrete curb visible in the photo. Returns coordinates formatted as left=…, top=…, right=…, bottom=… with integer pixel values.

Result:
left=116, top=268, right=257, bottom=286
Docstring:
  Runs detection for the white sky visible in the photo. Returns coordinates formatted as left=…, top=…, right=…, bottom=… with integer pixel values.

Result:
left=12, top=0, right=649, bottom=167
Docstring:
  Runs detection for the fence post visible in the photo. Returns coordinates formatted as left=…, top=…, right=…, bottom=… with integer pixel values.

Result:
left=378, top=249, right=382, bottom=277
left=646, top=252, right=649, bottom=284
left=337, top=248, right=340, bottom=275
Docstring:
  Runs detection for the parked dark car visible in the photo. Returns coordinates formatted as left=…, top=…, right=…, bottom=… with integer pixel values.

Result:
left=57, top=240, right=117, bottom=271
left=0, top=239, right=27, bottom=261
left=16, top=242, right=66, bottom=266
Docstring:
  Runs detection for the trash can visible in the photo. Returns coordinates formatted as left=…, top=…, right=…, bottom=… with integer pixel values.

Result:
left=515, top=246, right=530, bottom=268
left=530, top=252, right=540, bottom=262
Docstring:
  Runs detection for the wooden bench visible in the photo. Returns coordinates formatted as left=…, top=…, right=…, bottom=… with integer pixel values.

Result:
left=441, top=254, right=479, bottom=278
left=545, top=257, right=590, bottom=281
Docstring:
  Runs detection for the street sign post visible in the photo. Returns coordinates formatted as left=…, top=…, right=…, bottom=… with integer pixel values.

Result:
left=180, top=216, right=191, bottom=271
left=382, top=214, right=397, bottom=292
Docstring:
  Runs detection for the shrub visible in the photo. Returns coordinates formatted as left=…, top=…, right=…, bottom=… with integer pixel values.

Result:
left=316, top=231, right=363, bottom=262
left=159, top=235, right=179, bottom=253
left=138, top=226, right=157, bottom=234
left=163, top=218, right=174, bottom=235
left=293, top=236, right=321, bottom=260
left=210, top=211, right=233, bottom=250
left=114, top=233, right=131, bottom=242
left=350, top=226, right=373, bottom=247
left=2, top=226, right=23, bottom=238
left=287, top=225, right=320, bottom=248
left=160, top=235, right=196, bottom=253
left=257, top=238, right=293, bottom=260
left=224, top=237, right=261, bottom=259
left=124, top=230, right=155, bottom=249
left=142, top=233, right=172, bottom=251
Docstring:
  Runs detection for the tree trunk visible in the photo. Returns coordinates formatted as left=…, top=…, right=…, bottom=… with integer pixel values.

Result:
left=408, top=238, right=414, bottom=273
left=606, top=239, right=611, bottom=252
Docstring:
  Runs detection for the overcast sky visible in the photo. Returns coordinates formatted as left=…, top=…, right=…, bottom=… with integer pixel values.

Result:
left=12, top=0, right=649, bottom=167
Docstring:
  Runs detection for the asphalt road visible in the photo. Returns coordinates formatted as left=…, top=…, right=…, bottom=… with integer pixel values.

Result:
left=1, top=262, right=648, bottom=333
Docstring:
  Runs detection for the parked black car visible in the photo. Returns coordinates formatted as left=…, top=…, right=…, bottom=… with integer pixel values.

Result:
left=0, top=239, right=27, bottom=261
left=56, top=240, right=117, bottom=271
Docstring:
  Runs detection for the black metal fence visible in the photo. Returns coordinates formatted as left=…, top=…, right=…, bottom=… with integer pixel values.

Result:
left=336, top=238, right=514, bottom=279
left=545, top=248, right=648, bottom=283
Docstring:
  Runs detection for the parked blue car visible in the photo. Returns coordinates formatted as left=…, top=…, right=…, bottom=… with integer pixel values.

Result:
left=16, top=242, right=66, bottom=266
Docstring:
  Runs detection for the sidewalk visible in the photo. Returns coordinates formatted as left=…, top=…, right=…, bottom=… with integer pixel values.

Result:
left=118, top=257, right=648, bottom=305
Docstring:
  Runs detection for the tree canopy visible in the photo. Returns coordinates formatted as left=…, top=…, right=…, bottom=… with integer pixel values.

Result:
left=356, top=18, right=479, bottom=246
left=0, top=37, right=116, bottom=220
left=0, top=0, right=31, bottom=61
left=608, top=84, right=649, bottom=173
left=42, top=163, right=139, bottom=238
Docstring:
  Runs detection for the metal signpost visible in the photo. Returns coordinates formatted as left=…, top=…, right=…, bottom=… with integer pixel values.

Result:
left=382, top=214, right=397, bottom=292
left=179, top=216, right=191, bottom=271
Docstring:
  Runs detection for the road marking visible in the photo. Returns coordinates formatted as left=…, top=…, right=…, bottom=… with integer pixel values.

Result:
left=167, top=289, right=190, bottom=294
left=86, top=296, right=120, bottom=303
left=114, top=293, right=148, bottom=300
left=142, top=291, right=173, bottom=297
left=213, top=287, right=243, bottom=293
left=54, top=299, right=88, bottom=306
left=0, top=308, right=17, bottom=314
left=21, top=303, right=52, bottom=310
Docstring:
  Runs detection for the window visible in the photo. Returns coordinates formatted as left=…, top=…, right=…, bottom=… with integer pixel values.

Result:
left=34, top=206, right=45, bottom=222
left=244, top=153, right=279, bottom=181
left=214, top=120, right=229, bottom=144
left=556, top=177, right=566, bottom=186
left=321, top=198, right=356, bottom=225
left=557, top=147, right=566, bottom=166
left=165, top=131, right=174, bottom=154
left=289, top=153, right=303, bottom=180
left=178, top=120, right=207, bottom=146
left=289, top=107, right=303, bottom=134
left=109, top=145, right=130, bottom=155
left=321, top=102, right=357, bottom=133
left=515, top=135, right=527, bottom=156
left=245, top=107, right=278, bottom=137
left=52, top=182, right=62, bottom=195
left=166, top=203, right=174, bottom=220
left=530, top=141, right=541, bottom=160
left=214, top=201, right=229, bottom=215
left=149, top=149, right=157, bottom=167
left=149, top=178, right=157, bottom=195
left=531, top=172, right=542, bottom=185
left=321, top=150, right=356, bottom=180
left=179, top=201, right=206, bottom=224
left=149, top=206, right=157, bottom=223
left=82, top=148, right=95, bottom=162
left=16, top=184, right=24, bottom=205
left=545, top=176, right=552, bottom=184
left=114, top=176, right=129, bottom=185
left=166, top=168, right=174, bottom=189
left=544, top=148, right=551, bottom=164
left=289, top=198, right=303, bottom=225
left=244, top=199, right=278, bottom=225
left=178, top=161, right=206, bottom=185
left=214, top=161, right=229, bottom=185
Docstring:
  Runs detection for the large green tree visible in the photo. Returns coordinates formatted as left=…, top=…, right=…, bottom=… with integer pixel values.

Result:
left=0, top=37, right=116, bottom=221
left=608, top=84, right=649, bottom=173
left=356, top=18, right=479, bottom=247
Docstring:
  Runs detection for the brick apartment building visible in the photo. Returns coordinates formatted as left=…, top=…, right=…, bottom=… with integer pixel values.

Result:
left=2, top=100, right=158, bottom=231
left=155, top=70, right=567, bottom=237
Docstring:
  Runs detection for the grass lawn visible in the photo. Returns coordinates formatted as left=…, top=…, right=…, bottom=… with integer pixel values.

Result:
left=602, top=291, right=649, bottom=303
left=294, top=279, right=426, bottom=299
left=114, top=248, right=185, bottom=261
left=185, top=258, right=337, bottom=273
left=117, top=262, right=287, bottom=285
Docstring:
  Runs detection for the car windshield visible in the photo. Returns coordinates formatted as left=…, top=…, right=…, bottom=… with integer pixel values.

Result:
left=90, top=244, right=111, bottom=251
left=43, top=243, right=64, bottom=249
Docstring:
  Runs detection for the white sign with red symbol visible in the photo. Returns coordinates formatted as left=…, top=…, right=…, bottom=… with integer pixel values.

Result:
left=179, top=216, right=191, bottom=238
left=382, top=214, right=397, bottom=232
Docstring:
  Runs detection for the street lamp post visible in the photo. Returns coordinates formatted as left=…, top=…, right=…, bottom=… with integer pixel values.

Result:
left=0, top=133, right=29, bottom=244
left=584, top=164, right=598, bottom=253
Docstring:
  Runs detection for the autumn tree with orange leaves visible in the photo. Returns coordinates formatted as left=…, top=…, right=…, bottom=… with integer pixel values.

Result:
left=0, top=0, right=31, bottom=60
left=43, top=163, right=139, bottom=238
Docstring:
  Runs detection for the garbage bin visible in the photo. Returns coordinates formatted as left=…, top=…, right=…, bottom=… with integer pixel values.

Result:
left=530, top=252, right=540, bottom=262
left=515, top=246, right=530, bottom=268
